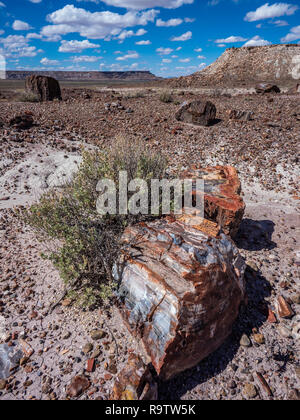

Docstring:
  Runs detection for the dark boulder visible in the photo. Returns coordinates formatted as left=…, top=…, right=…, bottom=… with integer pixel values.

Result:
left=175, top=100, right=216, bottom=126
left=25, top=75, right=62, bottom=102
left=9, top=113, right=34, bottom=130
left=255, top=83, right=280, bottom=94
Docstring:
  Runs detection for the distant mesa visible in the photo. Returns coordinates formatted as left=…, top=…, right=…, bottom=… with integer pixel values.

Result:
left=6, top=70, right=159, bottom=82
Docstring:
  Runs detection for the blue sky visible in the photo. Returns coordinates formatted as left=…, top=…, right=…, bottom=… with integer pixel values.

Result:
left=0, top=1, right=299, bottom=77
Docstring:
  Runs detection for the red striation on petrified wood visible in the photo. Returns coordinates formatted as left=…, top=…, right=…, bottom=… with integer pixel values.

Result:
left=111, top=354, right=157, bottom=400
left=180, top=165, right=245, bottom=238
left=115, top=215, right=246, bottom=381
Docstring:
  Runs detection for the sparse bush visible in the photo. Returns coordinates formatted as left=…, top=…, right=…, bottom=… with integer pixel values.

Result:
left=23, top=137, right=167, bottom=307
left=160, top=90, right=173, bottom=103
left=18, top=91, right=40, bottom=103
left=122, top=89, right=147, bottom=99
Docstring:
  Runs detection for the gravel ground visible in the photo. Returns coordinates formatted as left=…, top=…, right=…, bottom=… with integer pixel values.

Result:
left=0, top=87, right=299, bottom=400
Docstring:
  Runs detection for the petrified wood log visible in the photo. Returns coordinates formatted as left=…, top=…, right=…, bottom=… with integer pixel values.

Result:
left=115, top=215, right=246, bottom=381
left=180, top=165, right=245, bottom=238
left=175, top=100, right=216, bottom=126
left=111, top=354, right=157, bottom=400
left=25, top=75, right=62, bottom=102
left=255, top=83, right=280, bottom=94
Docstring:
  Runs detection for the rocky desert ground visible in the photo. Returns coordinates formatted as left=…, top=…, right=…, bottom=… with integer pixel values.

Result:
left=0, top=81, right=299, bottom=400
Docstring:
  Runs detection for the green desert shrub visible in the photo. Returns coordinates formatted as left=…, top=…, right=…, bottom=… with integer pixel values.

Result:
left=18, top=91, right=40, bottom=103
left=160, top=90, right=173, bottom=103
left=24, top=137, right=167, bottom=307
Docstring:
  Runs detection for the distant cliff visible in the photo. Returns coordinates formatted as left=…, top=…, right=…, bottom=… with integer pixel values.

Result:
left=6, top=70, right=159, bottom=81
left=170, top=44, right=300, bottom=87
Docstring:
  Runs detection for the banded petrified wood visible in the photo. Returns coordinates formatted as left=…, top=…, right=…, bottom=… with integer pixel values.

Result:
left=115, top=214, right=246, bottom=381
left=180, top=165, right=245, bottom=237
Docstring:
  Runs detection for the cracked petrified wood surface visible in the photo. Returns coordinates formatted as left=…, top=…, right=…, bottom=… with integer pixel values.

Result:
left=115, top=215, right=246, bottom=381
left=180, top=165, right=245, bottom=237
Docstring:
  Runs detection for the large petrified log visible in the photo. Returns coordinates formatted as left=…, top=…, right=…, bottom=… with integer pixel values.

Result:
left=25, top=75, right=62, bottom=102
left=115, top=215, right=246, bottom=381
left=180, top=165, right=245, bottom=238
left=111, top=354, right=158, bottom=400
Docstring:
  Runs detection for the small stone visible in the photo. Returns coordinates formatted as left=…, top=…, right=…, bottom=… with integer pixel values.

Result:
left=66, top=375, right=90, bottom=398
left=295, top=367, right=300, bottom=380
left=242, top=383, right=257, bottom=399
left=82, top=343, right=93, bottom=354
left=107, top=363, right=118, bottom=375
left=20, top=357, right=29, bottom=366
left=19, top=338, right=34, bottom=358
left=276, top=296, right=294, bottom=319
left=23, top=380, right=33, bottom=388
left=267, top=308, right=277, bottom=324
left=253, top=333, right=265, bottom=345
left=61, top=299, right=72, bottom=307
left=91, top=348, right=101, bottom=359
left=240, top=334, right=251, bottom=347
left=247, top=261, right=258, bottom=271
left=278, top=325, right=292, bottom=338
left=0, top=379, right=6, bottom=390
left=90, top=330, right=106, bottom=341
left=86, top=358, right=95, bottom=373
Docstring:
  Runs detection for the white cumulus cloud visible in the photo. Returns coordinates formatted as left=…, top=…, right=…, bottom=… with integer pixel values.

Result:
left=99, top=0, right=194, bottom=10
left=281, top=25, right=300, bottom=42
left=171, top=31, right=192, bottom=41
left=41, top=5, right=158, bottom=40
left=12, top=20, right=32, bottom=31
left=243, top=35, right=272, bottom=47
left=245, top=2, right=299, bottom=22
left=59, top=39, right=100, bottom=53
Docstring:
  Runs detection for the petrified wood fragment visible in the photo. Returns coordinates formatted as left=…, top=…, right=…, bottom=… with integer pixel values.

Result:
left=180, top=165, right=245, bottom=237
left=175, top=100, right=216, bottom=126
left=115, top=215, right=246, bottom=381
left=111, top=354, right=157, bottom=400
left=255, top=83, right=280, bottom=94
left=25, top=75, right=62, bottom=102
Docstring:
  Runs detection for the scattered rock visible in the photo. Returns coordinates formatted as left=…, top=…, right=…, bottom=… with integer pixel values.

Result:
left=9, top=114, right=34, bottom=130
left=228, top=110, right=253, bottom=121
left=175, top=100, right=216, bottom=126
left=240, top=334, right=251, bottom=347
left=255, top=83, right=281, bottom=94
left=86, top=358, right=95, bottom=373
left=253, top=333, right=265, bottom=345
left=276, top=295, right=294, bottom=319
left=267, top=308, right=277, bottom=324
left=256, top=372, right=272, bottom=397
left=242, top=383, right=257, bottom=399
left=91, top=330, right=106, bottom=341
left=82, top=343, right=93, bottom=355
left=19, top=339, right=34, bottom=358
left=66, top=375, right=90, bottom=398
left=0, top=379, right=6, bottom=390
